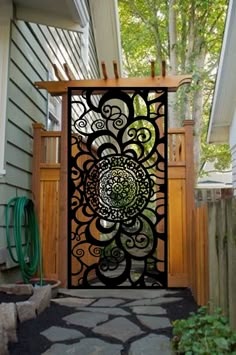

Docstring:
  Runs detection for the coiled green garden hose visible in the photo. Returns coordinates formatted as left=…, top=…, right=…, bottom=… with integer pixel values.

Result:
left=5, top=197, right=43, bottom=285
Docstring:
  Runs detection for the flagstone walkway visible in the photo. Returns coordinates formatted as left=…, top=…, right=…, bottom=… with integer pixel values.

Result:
left=10, top=288, right=198, bottom=355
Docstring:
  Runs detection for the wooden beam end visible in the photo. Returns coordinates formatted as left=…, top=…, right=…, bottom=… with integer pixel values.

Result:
left=113, top=60, right=119, bottom=79
left=150, top=60, right=155, bottom=78
left=161, top=60, right=166, bottom=77
left=101, top=61, right=108, bottom=80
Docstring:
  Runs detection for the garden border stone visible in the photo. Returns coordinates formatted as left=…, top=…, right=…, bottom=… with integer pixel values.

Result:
left=0, top=284, right=52, bottom=353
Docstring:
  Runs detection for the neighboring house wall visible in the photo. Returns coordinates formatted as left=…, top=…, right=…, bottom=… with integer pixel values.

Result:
left=0, top=4, right=99, bottom=280
left=229, top=109, right=236, bottom=194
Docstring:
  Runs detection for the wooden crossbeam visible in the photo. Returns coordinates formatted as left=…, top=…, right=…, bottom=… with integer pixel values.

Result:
left=35, top=75, right=192, bottom=96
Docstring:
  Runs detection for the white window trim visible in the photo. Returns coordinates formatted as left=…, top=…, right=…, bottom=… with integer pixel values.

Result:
left=0, top=1, right=13, bottom=176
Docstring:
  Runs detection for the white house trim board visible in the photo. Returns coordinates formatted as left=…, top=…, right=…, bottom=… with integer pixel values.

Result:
left=0, top=0, right=13, bottom=176
left=207, top=0, right=236, bottom=144
left=89, top=0, right=123, bottom=78
left=231, top=143, right=236, bottom=195
left=229, top=108, right=236, bottom=149
left=15, top=6, right=86, bottom=33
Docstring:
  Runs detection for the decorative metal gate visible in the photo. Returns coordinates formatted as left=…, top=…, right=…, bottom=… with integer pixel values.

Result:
left=68, top=87, right=168, bottom=288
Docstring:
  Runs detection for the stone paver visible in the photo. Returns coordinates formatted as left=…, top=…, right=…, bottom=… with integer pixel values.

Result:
left=91, top=298, right=125, bottom=307
left=63, top=311, right=108, bottom=328
left=42, top=338, right=123, bottom=355
left=123, top=296, right=182, bottom=307
left=51, top=297, right=95, bottom=307
left=131, top=305, right=167, bottom=315
left=129, top=333, right=172, bottom=355
left=29, top=285, right=51, bottom=314
left=58, top=288, right=176, bottom=299
left=0, top=284, right=33, bottom=295
left=77, top=306, right=130, bottom=316
left=13, top=289, right=190, bottom=354
left=93, top=317, right=143, bottom=342
left=0, top=322, right=8, bottom=355
left=0, top=303, right=17, bottom=343
left=16, top=301, right=36, bottom=322
left=136, top=315, right=171, bottom=329
left=41, top=326, right=84, bottom=342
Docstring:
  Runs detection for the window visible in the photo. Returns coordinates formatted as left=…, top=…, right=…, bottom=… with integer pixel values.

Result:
left=46, top=70, right=61, bottom=131
left=47, top=95, right=61, bottom=131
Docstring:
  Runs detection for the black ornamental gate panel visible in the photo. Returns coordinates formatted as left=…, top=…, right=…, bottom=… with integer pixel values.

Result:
left=68, top=87, right=168, bottom=288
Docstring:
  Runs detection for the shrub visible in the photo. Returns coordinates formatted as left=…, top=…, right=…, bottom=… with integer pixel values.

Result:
left=172, top=305, right=236, bottom=354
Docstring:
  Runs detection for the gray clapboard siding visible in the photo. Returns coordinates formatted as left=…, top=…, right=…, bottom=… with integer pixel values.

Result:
left=7, top=121, right=32, bottom=155
left=5, top=164, right=31, bottom=191
left=0, top=227, right=8, bottom=248
left=0, top=0, right=100, bottom=277
left=8, top=100, right=37, bottom=135
left=88, top=30, right=100, bottom=78
left=29, top=22, right=68, bottom=75
left=6, top=144, right=32, bottom=173
left=0, top=184, right=17, bottom=242
left=8, top=81, right=46, bottom=122
left=12, top=22, right=48, bottom=77
left=0, top=184, right=17, bottom=208
left=10, top=43, right=47, bottom=97
left=10, top=61, right=47, bottom=110
left=60, top=30, right=85, bottom=77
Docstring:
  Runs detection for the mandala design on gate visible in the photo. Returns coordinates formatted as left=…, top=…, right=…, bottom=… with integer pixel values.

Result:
left=85, top=155, right=151, bottom=221
left=69, top=88, right=167, bottom=288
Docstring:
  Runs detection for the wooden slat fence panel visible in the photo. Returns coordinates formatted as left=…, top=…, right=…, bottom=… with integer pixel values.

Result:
left=33, top=121, right=196, bottom=289
left=39, top=176, right=59, bottom=280
left=168, top=178, right=188, bottom=287
left=208, top=198, right=236, bottom=330
left=190, top=204, right=209, bottom=306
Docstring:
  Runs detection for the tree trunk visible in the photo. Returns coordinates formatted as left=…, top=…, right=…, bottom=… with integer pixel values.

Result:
left=192, top=50, right=206, bottom=173
left=168, top=0, right=178, bottom=127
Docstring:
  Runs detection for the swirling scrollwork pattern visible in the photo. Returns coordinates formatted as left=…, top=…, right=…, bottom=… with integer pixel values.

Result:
left=68, top=88, right=168, bottom=288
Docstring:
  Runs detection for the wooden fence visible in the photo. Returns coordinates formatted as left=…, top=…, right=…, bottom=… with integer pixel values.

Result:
left=188, top=198, right=236, bottom=331
left=190, top=204, right=209, bottom=306
left=32, top=120, right=195, bottom=288
left=32, top=124, right=61, bottom=280
left=208, top=198, right=236, bottom=330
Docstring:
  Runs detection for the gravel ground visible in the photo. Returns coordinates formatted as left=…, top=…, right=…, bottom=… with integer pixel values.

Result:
left=8, top=288, right=198, bottom=355
left=0, top=292, right=29, bottom=303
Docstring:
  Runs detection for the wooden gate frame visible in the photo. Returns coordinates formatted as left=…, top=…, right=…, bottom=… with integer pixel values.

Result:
left=34, top=62, right=192, bottom=287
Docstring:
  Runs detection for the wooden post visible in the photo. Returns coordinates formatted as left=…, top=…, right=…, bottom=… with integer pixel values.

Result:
left=58, top=93, right=68, bottom=287
left=203, top=204, right=209, bottom=305
left=32, top=123, right=44, bottom=218
left=183, top=120, right=194, bottom=288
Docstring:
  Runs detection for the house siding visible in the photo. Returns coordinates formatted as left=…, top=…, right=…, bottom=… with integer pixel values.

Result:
left=0, top=1, right=99, bottom=277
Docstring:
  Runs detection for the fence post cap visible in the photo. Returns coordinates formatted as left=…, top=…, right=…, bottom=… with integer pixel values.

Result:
left=33, top=123, right=45, bottom=129
left=183, top=120, right=194, bottom=126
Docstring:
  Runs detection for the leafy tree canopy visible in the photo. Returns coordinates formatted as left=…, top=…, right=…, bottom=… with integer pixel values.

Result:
left=118, top=0, right=231, bottom=176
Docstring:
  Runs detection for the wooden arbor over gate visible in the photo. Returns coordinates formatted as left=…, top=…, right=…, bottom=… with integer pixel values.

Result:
left=33, top=61, right=194, bottom=288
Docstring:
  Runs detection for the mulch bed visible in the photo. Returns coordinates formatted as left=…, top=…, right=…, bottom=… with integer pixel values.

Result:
left=0, top=292, right=29, bottom=304
left=8, top=287, right=198, bottom=355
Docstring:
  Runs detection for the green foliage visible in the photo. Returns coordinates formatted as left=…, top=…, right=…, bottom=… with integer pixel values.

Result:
left=172, top=306, right=236, bottom=354
left=119, top=0, right=229, bottom=174
left=200, top=106, right=231, bottom=174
